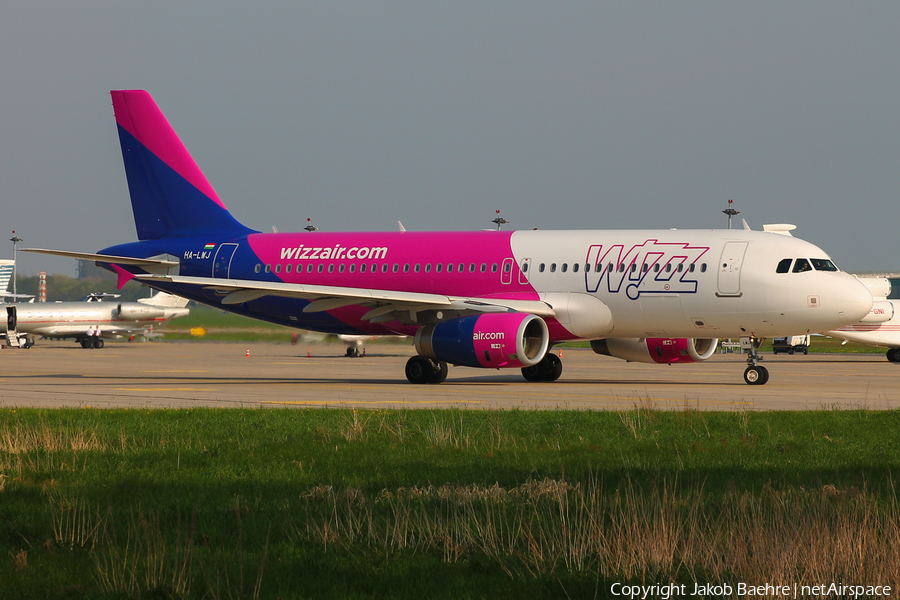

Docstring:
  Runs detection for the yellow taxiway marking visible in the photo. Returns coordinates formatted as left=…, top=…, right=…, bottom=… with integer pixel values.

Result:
left=141, top=370, right=208, bottom=373
left=263, top=399, right=484, bottom=405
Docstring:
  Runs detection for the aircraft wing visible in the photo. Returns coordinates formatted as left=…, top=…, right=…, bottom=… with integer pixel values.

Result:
left=135, top=274, right=556, bottom=323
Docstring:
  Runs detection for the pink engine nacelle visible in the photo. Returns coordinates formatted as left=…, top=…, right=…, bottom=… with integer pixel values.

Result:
left=590, top=337, right=719, bottom=364
left=415, top=312, right=550, bottom=369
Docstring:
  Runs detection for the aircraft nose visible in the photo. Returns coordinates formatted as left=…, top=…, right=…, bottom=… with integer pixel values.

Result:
left=834, top=277, right=873, bottom=323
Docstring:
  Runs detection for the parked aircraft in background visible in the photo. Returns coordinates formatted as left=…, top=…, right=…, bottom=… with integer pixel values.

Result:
left=24, top=90, right=873, bottom=384
left=2, top=291, right=189, bottom=348
left=0, top=259, right=33, bottom=301
left=825, top=276, right=900, bottom=362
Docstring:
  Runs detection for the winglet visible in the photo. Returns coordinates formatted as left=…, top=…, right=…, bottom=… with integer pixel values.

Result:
left=111, top=264, right=136, bottom=289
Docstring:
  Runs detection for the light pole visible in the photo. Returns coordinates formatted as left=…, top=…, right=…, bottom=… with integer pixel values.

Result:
left=722, top=199, right=740, bottom=229
left=9, top=231, right=22, bottom=303
left=491, top=209, right=509, bottom=231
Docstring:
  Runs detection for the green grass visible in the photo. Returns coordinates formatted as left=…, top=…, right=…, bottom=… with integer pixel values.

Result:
left=2, top=407, right=899, bottom=598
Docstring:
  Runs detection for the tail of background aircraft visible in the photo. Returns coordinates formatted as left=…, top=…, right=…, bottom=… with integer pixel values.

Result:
left=111, top=90, right=255, bottom=241
left=138, top=290, right=190, bottom=308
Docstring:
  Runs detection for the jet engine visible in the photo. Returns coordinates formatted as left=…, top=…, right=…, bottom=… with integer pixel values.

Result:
left=116, top=304, right=166, bottom=320
left=590, top=337, right=719, bottom=364
left=415, top=313, right=549, bottom=369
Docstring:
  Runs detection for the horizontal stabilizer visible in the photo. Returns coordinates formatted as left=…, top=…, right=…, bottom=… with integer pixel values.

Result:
left=22, top=248, right=179, bottom=268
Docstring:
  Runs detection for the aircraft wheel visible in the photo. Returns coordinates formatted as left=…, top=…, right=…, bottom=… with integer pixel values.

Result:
left=80, top=338, right=91, bottom=349
left=521, top=364, right=543, bottom=381
left=543, top=353, right=563, bottom=382
left=521, top=353, right=563, bottom=382
left=430, top=361, right=448, bottom=384
left=743, top=365, right=769, bottom=385
left=887, top=348, right=900, bottom=363
left=96, top=339, right=104, bottom=349
left=345, top=347, right=360, bottom=357
left=406, top=356, right=445, bottom=384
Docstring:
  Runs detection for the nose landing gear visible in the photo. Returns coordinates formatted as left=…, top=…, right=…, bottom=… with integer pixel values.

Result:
left=742, top=337, right=768, bottom=385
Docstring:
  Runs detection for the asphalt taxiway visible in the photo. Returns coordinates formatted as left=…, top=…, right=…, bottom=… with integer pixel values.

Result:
left=1, top=340, right=898, bottom=410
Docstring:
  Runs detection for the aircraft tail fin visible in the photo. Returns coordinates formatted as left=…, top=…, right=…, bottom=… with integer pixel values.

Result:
left=139, top=291, right=190, bottom=308
left=111, top=90, right=255, bottom=240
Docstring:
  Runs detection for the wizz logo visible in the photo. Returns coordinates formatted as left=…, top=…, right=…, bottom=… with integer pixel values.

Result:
left=584, top=240, right=709, bottom=300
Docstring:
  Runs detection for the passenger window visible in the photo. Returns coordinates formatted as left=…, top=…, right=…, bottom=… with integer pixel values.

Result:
left=493, top=263, right=499, bottom=273
left=286, top=264, right=292, bottom=273
left=360, top=264, right=367, bottom=273
left=776, top=258, right=792, bottom=274
left=522, top=261, right=529, bottom=272
left=573, top=263, right=579, bottom=273
left=459, top=263, right=464, bottom=273
left=677, top=263, right=683, bottom=272
left=436, top=263, right=443, bottom=273
left=619, top=264, right=625, bottom=273
left=550, top=263, right=557, bottom=273
left=665, top=264, right=671, bottom=273
left=701, top=263, right=707, bottom=273
left=793, top=258, right=812, bottom=273
left=425, top=264, right=431, bottom=273
left=307, top=264, right=313, bottom=273
left=254, top=264, right=261, bottom=273
left=349, top=264, right=356, bottom=273
left=265, top=264, right=271, bottom=273
left=539, top=263, right=545, bottom=273
left=630, top=264, right=637, bottom=273
left=811, top=259, right=837, bottom=272
left=689, top=263, right=696, bottom=273
left=404, top=264, right=410, bottom=273
left=502, top=263, right=509, bottom=273
left=382, top=264, right=388, bottom=273
left=653, top=264, right=660, bottom=273
left=317, top=264, right=323, bottom=273
left=447, top=263, right=453, bottom=273
left=469, top=264, right=475, bottom=273
left=339, top=264, right=345, bottom=273
left=414, top=264, right=420, bottom=273
left=561, top=263, right=568, bottom=273
left=328, top=265, right=334, bottom=273
left=642, top=264, right=648, bottom=273
left=480, top=263, right=486, bottom=273
left=371, top=263, right=376, bottom=272
left=275, top=264, right=281, bottom=273
left=392, top=264, right=399, bottom=273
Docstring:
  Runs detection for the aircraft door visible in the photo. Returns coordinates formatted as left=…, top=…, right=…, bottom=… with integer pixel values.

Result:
left=717, top=241, right=748, bottom=297
left=501, top=258, right=514, bottom=285
left=212, top=243, right=239, bottom=278
left=6, top=305, right=17, bottom=331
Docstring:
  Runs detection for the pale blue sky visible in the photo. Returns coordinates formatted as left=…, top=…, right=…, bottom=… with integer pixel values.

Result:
left=2, top=2, right=898, bottom=276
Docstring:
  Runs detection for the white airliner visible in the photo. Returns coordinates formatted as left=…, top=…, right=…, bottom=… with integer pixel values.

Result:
left=825, top=277, right=900, bottom=362
left=23, top=90, right=874, bottom=384
left=2, top=291, right=190, bottom=348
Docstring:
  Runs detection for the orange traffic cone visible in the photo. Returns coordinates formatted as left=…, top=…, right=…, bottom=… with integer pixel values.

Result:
left=362, top=347, right=366, bottom=357
left=245, top=347, right=250, bottom=357
left=559, top=348, right=563, bottom=358
left=307, top=348, right=311, bottom=358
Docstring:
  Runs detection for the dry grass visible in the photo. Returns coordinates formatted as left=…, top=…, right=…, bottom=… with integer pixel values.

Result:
left=290, top=477, right=900, bottom=587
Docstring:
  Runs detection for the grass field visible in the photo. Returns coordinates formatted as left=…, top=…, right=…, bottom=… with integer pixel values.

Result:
left=2, top=407, right=898, bottom=598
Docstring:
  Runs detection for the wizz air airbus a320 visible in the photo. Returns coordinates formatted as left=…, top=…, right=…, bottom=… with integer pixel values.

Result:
left=26, top=90, right=873, bottom=385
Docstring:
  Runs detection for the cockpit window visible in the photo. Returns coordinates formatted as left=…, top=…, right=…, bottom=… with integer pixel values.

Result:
left=776, top=258, right=792, bottom=274
left=811, top=259, right=838, bottom=272
left=792, top=258, right=812, bottom=273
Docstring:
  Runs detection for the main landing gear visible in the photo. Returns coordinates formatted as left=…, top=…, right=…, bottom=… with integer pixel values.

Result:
left=521, top=353, right=563, bottom=382
left=405, top=356, right=448, bottom=384
left=742, top=337, right=768, bottom=385
left=80, top=337, right=104, bottom=349
left=887, top=348, right=900, bottom=363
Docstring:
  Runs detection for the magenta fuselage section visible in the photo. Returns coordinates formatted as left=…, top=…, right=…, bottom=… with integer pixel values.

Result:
left=246, top=230, right=534, bottom=298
